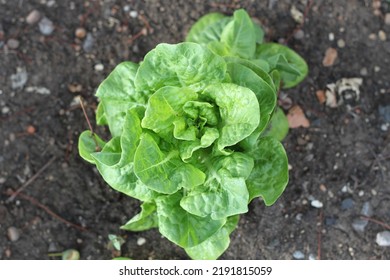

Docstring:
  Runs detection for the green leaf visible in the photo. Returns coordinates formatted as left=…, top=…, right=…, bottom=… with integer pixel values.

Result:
left=255, top=43, right=308, bottom=88
left=262, top=107, right=289, bottom=141
left=78, top=130, right=106, bottom=164
left=247, top=137, right=289, bottom=205
left=185, top=215, right=239, bottom=260
left=179, top=127, right=219, bottom=161
left=134, top=42, right=227, bottom=94
left=134, top=133, right=205, bottom=194
left=96, top=61, right=146, bottom=136
left=202, top=83, right=260, bottom=151
left=96, top=102, right=108, bottom=125
left=186, top=13, right=229, bottom=44
left=156, top=192, right=225, bottom=248
left=227, top=62, right=276, bottom=135
left=121, top=202, right=158, bottom=231
left=220, top=9, right=256, bottom=59
left=141, top=86, right=198, bottom=141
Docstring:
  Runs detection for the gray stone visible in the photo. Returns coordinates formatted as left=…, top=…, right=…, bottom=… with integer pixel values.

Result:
left=352, top=218, right=368, bottom=232
left=361, top=201, right=373, bottom=217
left=83, top=33, right=94, bottom=52
left=39, top=17, right=55, bottom=35
left=7, top=227, right=20, bottom=242
left=379, top=105, right=390, bottom=122
left=10, top=68, right=28, bottom=89
left=376, top=231, right=390, bottom=247
left=293, top=250, right=305, bottom=259
left=341, top=198, right=354, bottom=210
left=26, top=10, right=41, bottom=25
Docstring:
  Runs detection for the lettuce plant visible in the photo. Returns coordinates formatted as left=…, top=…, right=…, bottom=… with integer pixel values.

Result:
left=78, top=9, right=307, bottom=259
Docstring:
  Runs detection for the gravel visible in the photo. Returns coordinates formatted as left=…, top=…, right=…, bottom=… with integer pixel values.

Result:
left=376, top=231, right=390, bottom=247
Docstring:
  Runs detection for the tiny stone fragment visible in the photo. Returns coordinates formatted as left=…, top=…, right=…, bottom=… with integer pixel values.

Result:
left=290, top=5, right=304, bottom=24
left=378, top=30, right=387, bottom=41
left=7, top=227, right=20, bottom=242
left=293, top=250, right=305, bottom=259
left=10, top=68, right=28, bottom=90
left=322, top=47, right=338, bottom=67
left=293, top=29, right=305, bottom=40
left=26, top=10, right=41, bottom=25
left=137, top=237, right=146, bottom=246
left=376, top=231, right=390, bottom=247
left=83, top=33, right=95, bottom=52
left=129, top=11, right=138, bottom=18
left=341, top=198, right=354, bottom=210
left=39, top=17, right=55, bottom=35
left=94, top=63, right=104, bottom=71
left=75, top=27, right=87, bottom=39
left=337, top=39, right=345, bottom=48
left=316, top=90, right=326, bottom=104
left=311, top=200, right=323, bottom=208
left=352, top=219, right=368, bottom=232
left=287, top=105, right=310, bottom=128
left=7, top=38, right=19, bottom=49
left=385, top=13, right=390, bottom=25
left=361, top=202, right=373, bottom=217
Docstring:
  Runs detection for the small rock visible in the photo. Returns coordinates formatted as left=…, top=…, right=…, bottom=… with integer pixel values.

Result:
left=137, top=237, right=146, bottom=246
left=361, top=201, right=373, bottom=217
left=322, top=47, right=338, bottom=67
left=316, top=90, right=326, bottom=104
left=378, top=105, right=390, bottom=122
left=385, top=13, right=390, bottom=25
left=94, top=63, right=104, bottom=71
left=360, top=67, right=368, bottom=76
left=293, top=250, right=305, bottom=259
left=376, top=231, right=390, bottom=247
left=381, top=123, right=389, bottom=131
left=1, top=106, right=10, bottom=114
left=337, top=39, right=346, bottom=48
left=328, top=32, right=335, bottom=41
left=25, top=86, right=50, bottom=95
left=67, top=83, right=83, bottom=93
left=39, top=17, right=55, bottom=36
left=374, top=66, right=380, bottom=72
left=129, top=10, right=138, bottom=18
left=311, top=200, right=323, bottom=208
left=352, top=219, right=368, bottom=232
left=10, top=68, right=28, bottom=90
left=75, top=27, right=87, bottom=39
left=7, top=227, right=20, bottom=242
left=7, top=38, right=19, bottom=49
left=368, top=33, right=377, bottom=40
left=378, top=30, right=387, bottom=41
left=308, top=253, right=316, bottom=260
left=0, top=177, right=6, bottom=184
left=287, top=105, right=310, bottom=128
left=83, top=33, right=94, bottom=52
left=290, top=5, right=304, bottom=24
left=341, top=198, right=354, bottom=210
left=293, top=29, right=305, bottom=40
left=325, top=216, right=337, bottom=226
left=26, top=10, right=41, bottom=25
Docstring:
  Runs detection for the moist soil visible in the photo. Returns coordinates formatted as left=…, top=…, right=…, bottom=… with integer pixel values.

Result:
left=0, top=0, right=389, bottom=260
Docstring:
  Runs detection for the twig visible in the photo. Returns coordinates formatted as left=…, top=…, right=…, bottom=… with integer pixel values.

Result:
left=317, top=209, right=323, bottom=260
left=6, top=156, right=56, bottom=202
left=360, top=215, right=390, bottom=230
left=6, top=189, right=87, bottom=232
left=79, top=96, right=94, bottom=135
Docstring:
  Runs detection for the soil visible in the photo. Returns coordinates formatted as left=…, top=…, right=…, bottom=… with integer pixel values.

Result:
left=1, top=0, right=389, bottom=260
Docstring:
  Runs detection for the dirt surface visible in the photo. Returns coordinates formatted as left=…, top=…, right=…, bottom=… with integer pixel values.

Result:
left=1, top=0, right=389, bottom=260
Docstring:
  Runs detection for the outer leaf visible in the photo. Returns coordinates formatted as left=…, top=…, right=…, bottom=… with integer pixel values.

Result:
left=156, top=192, right=225, bottom=248
left=255, top=43, right=308, bottom=88
left=78, top=130, right=106, bottom=164
left=220, top=9, right=256, bottom=59
left=227, top=62, right=276, bottom=135
left=185, top=215, right=239, bottom=260
left=91, top=110, right=157, bottom=201
left=202, top=83, right=260, bottom=151
left=262, top=107, right=289, bottom=141
left=121, top=202, right=158, bottom=231
left=96, top=62, right=146, bottom=136
left=247, top=137, right=289, bottom=205
left=134, top=133, right=205, bottom=194
left=186, top=13, right=229, bottom=44
left=141, top=86, right=198, bottom=141
left=134, top=42, right=227, bottom=94
left=96, top=102, right=107, bottom=125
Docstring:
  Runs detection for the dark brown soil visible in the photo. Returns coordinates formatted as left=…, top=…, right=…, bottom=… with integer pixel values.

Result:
left=1, top=0, right=389, bottom=260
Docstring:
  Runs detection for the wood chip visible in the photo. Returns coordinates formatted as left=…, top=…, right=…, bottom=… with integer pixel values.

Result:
left=322, top=47, right=338, bottom=67
left=287, top=105, right=310, bottom=128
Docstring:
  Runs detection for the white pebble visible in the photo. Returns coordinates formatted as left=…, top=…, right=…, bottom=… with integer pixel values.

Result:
left=337, top=39, right=345, bottom=48
left=39, top=17, right=55, bottom=36
left=293, top=250, right=305, bottom=259
left=26, top=10, right=41, bottom=25
left=2, top=106, right=10, bottom=114
left=94, top=63, right=104, bottom=71
left=376, top=231, right=390, bottom=246
left=137, top=237, right=146, bottom=246
left=7, top=227, right=21, bottom=242
left=311, top=200, right=323, bottom=208
left=385, top=13, right=390, bottom=25
left=378, top=30, right=387, bottom=41
left=129, top=11, right=138, bottom=18
left=328, top=32, right=335, bottom=41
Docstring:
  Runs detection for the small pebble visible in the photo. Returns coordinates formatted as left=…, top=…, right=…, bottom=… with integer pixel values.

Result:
left=38, top=17, right=55, bottom=36
left=319, top=184, right=327, bottom=192
left=352, top=219, right=368, bottom=232
left=311, top=200, right=323, bottom=208
left=7, top=38, right=19, bottom=49
left=361, top=202, right=373, bottom=217
left=293, top=29, right=305, bottom=40
left=322, top=47, right=338, bottom=67
left=129, top=10, right=138, bottom=18
left=2, top=106, right=10, bottom=114
left=360, top=67, right=368, bottom=76
left=374, top=66, right=380, bottom=72
left=337, top=39, right=345, bottom=48
left=376, top=231, right=390, bottom=247
left=0, top=177, right=6, bottom=184
left=325, top=216, right=337, bottom=226
left=83, top=33, right=94, bottom=52
left=10, top=68, right=28, bottom=90
left=358, top=190, right=364, bottom=197
left=385, top=13, right=390, bottom=25
left=94, top=63, right=104, bottom=71
left=293, top=250, right=305, bottom=259
left=368, top=33, right=377, bottom=40
left=341, top=198, right=354, bottom=210
left=7, top=227, right=20, bottom=242
left=75, top=27, right=87, bottom=39
left=378, top=30, right=387, bottom=41
left=137, top=237, right=146, bottom=246
left=328, top=32, right=335, bottom=41
left=26, top=10, right=41, bottom=25
left=26, top=125, right=36, bottom=134
left=308, top=253, right=316, bottom=260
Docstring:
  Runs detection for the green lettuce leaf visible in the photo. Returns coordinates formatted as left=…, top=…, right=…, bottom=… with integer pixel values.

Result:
left=78, top=130, right=106, bottom=164
left=121, top=202, right=158, bottom=231
left=186, top=13, right=230, bottom=44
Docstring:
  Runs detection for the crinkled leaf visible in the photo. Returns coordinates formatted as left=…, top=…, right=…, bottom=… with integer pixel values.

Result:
left=202, top=83, right=260, bottom=151
left=134, top=133, right=205, bottom=194
left=179, top=127, right=219, bottom=161
left=156, top=192, right=225, bottom=248
left=247, top=136, right=289, bottom=205
left=207, top=41, right=230, bottom=56
left=262, top=107, right=289, bottom=141
left=96, top=102, right=107, bottom=125
left=141, top=86, right=198, bottom=141
left=185, top=215, right=239, bottom=260
left=186, top=13, right=230, bottom=44
left=121, top=202, right=158, bottom=231
left=96, top=62, right=146, bottom=136
left=220, top=9, right=256, bottom=59
left=78, top=130, right=106, bottom=164
left=134, top=43, right=227, bottom=94
left=255, top=43, right=308, bottom=88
